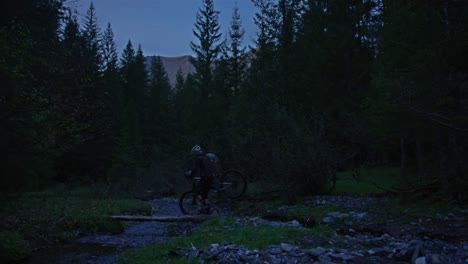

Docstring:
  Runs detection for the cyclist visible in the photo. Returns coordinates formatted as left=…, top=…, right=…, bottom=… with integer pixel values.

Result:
left=189, top=145, right=221, bottom=214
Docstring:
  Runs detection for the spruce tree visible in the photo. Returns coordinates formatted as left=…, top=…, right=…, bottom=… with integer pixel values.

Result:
left=101, top=22, right=124, bottom=180
left=147, top=55, right=172, bottom=151
left=120, top=40, right=136, bottom=101
left=119, top=42, right=148, bottom=166
left=102, top=22, right=119, bottom=72
left=82, top=2, right=102, bottom=75
left=133, top=45, right=149, bottom=123
left=227, top=1, right=246, bottom=93
left=190, top=0, right=222, bottom=99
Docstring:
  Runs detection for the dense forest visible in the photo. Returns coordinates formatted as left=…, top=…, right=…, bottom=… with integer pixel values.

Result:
left=1, top=0, right=467, bottom=202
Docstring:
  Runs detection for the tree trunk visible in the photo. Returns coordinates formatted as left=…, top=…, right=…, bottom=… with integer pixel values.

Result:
left=400, top=137, right=406, bottom=179
left=416, top=140, right=424, bottom=178
left=438, top=132, right=449, bottom=197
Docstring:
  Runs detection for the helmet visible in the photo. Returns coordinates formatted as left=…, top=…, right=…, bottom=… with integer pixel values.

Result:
left=191, top=145, right=203, bottom=154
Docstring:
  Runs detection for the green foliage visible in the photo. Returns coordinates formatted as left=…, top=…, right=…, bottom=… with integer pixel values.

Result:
left=0, top=186, right=151, bottom=261
left=146, top=55, right=173, bottom=155
left=0, top=231, right=31, bottom=264
left=190, top=0, right=222, bottom=96
left=369, top=0, right=468, bottom=199
left=376, top=196, right=461, bottom=223
left=235, top=198, right=341, bottom=224
left=334, top=167, right=399, bottom=195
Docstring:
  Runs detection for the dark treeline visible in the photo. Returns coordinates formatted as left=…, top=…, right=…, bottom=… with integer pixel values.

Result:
left=1, top=0, right=467, bottom=202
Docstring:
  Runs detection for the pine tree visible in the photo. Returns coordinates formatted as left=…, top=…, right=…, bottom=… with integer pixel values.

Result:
left=227, top=1, right=246, bottom=93
left=101, top=21, right=124, bottom=180
left=147, top=55, right=172, bottom=150
left=190, top=0, right=222, bottom=99
left=120, top=40, right=136, bottom=101
left=82, top=2, right=102, bottom=75
left=134, top=45, right=149, bottom=105
left=102, top=22, right=119, bottom=72
left=119, top=42, right=148, bottom=166
left=174, top=68, right=185, bottom=95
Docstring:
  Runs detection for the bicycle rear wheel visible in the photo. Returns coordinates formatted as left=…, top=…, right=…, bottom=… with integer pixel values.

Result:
left=220, top=170, right=247, bottom=199
left=179, top=191, right=204, bottom=215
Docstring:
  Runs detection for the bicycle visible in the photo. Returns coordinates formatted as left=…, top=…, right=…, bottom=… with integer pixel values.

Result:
left=179, top=170, right=247, bottom=215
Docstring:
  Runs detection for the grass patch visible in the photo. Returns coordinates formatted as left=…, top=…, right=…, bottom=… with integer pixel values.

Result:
left=376, top=197, right=458, bottom=220
left=235, top=199, right=286, bottom=216
left=119, top=217, right=335, bottom=264
left=286, top=204, right=341, bottom=220
left=0, top=231, right=31, bottom=264
left=235, top=198, right=341, bottom=223
left=0, top=185, right=151, bottom=263
left=333, top=167, right=399, bottom=195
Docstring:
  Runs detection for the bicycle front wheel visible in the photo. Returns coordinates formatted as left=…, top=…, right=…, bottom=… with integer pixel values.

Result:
left=220, top=170, right=247, bottom=199
left=179, top=191, right=203, bottom=215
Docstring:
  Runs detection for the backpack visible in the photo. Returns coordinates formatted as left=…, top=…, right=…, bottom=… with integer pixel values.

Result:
left=203, top=153, right=221, bottom=177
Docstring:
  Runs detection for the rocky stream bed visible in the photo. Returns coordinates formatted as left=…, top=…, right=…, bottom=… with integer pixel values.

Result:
left=31, top=195, right=467, bottom=264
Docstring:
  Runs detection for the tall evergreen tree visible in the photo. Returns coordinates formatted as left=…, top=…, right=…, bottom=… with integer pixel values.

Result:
left=82, top=2, right=102, bottom=75
left=0, top=0, right=64, bottom=190
left=119, top=41, right=148, bottom=167
left=227, top=1, right=246, bottom=93
left=101, top=21, right=124, bottom=181
left=133, top=45, right=149, bottom=110
left=120, top=40, right=136, bottom=102
left=174, top=68, right=185, bottom=95
left=190, top=0, right=222, bottom=99
left=291, top=0, right=376, bottom=157
left=102, top=22, right=119, bottom=72
left=147, top=55, right=172, bottom=152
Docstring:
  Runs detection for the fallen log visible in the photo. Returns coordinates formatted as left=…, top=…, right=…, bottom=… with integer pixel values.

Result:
left=110, top=215, right=215, bottom=223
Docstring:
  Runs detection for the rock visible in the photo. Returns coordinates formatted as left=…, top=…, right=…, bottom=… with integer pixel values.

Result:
left=367, top=248, right=391, bottom=257
left=350, top=211, right=368, bottom=219
left=269, top=246, right=283, bottom=255
left=280, top=243, right=296, bottom=252
left=411, top=244, right=425, bottom=263
left=328, top=212, right=342, bottom=218
left=322, top=216, right=334, bottom=224
left=430, top=254, right=449, bottom=264
left=318, top=254, right=334, bottom=263
left=239, top=254, right=256, bottom=263
left=414, top=256, right=426, bottom=264
left=306, top=247, right=327, bottom=257
left=381, top=233, right=392, bottom=240
left=286, top=220, right=302, bottom=228
left=299, top=255, right=311, bottom=263
left=329, top=252, right=354, bottom=261
left=261, top=252, right=274, bottom=263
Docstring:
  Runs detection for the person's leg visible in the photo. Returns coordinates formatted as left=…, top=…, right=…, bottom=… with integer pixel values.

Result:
left=204, top=176, right=213, bottom=205
left=197, top=177, right=211, bottom=214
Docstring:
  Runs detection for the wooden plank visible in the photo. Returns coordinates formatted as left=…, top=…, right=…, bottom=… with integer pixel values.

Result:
left=110, top=215, right=215, bottom=223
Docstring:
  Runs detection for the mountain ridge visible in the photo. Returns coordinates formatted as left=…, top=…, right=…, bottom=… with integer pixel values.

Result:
left=145, top=55, right=195, bottom=86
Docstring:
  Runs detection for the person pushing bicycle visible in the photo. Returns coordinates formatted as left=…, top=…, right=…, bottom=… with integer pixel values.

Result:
left=188, top=145, right=221, bottom=214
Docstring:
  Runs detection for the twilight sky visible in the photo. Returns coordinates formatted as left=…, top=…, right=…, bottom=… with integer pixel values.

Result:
left=65, top=0, right=258, bottom=57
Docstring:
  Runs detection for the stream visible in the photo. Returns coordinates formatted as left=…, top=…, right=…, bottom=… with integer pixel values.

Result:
left=29, top=196, right=467, bottom=263
left=30, top=197, right=196, bottom=264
